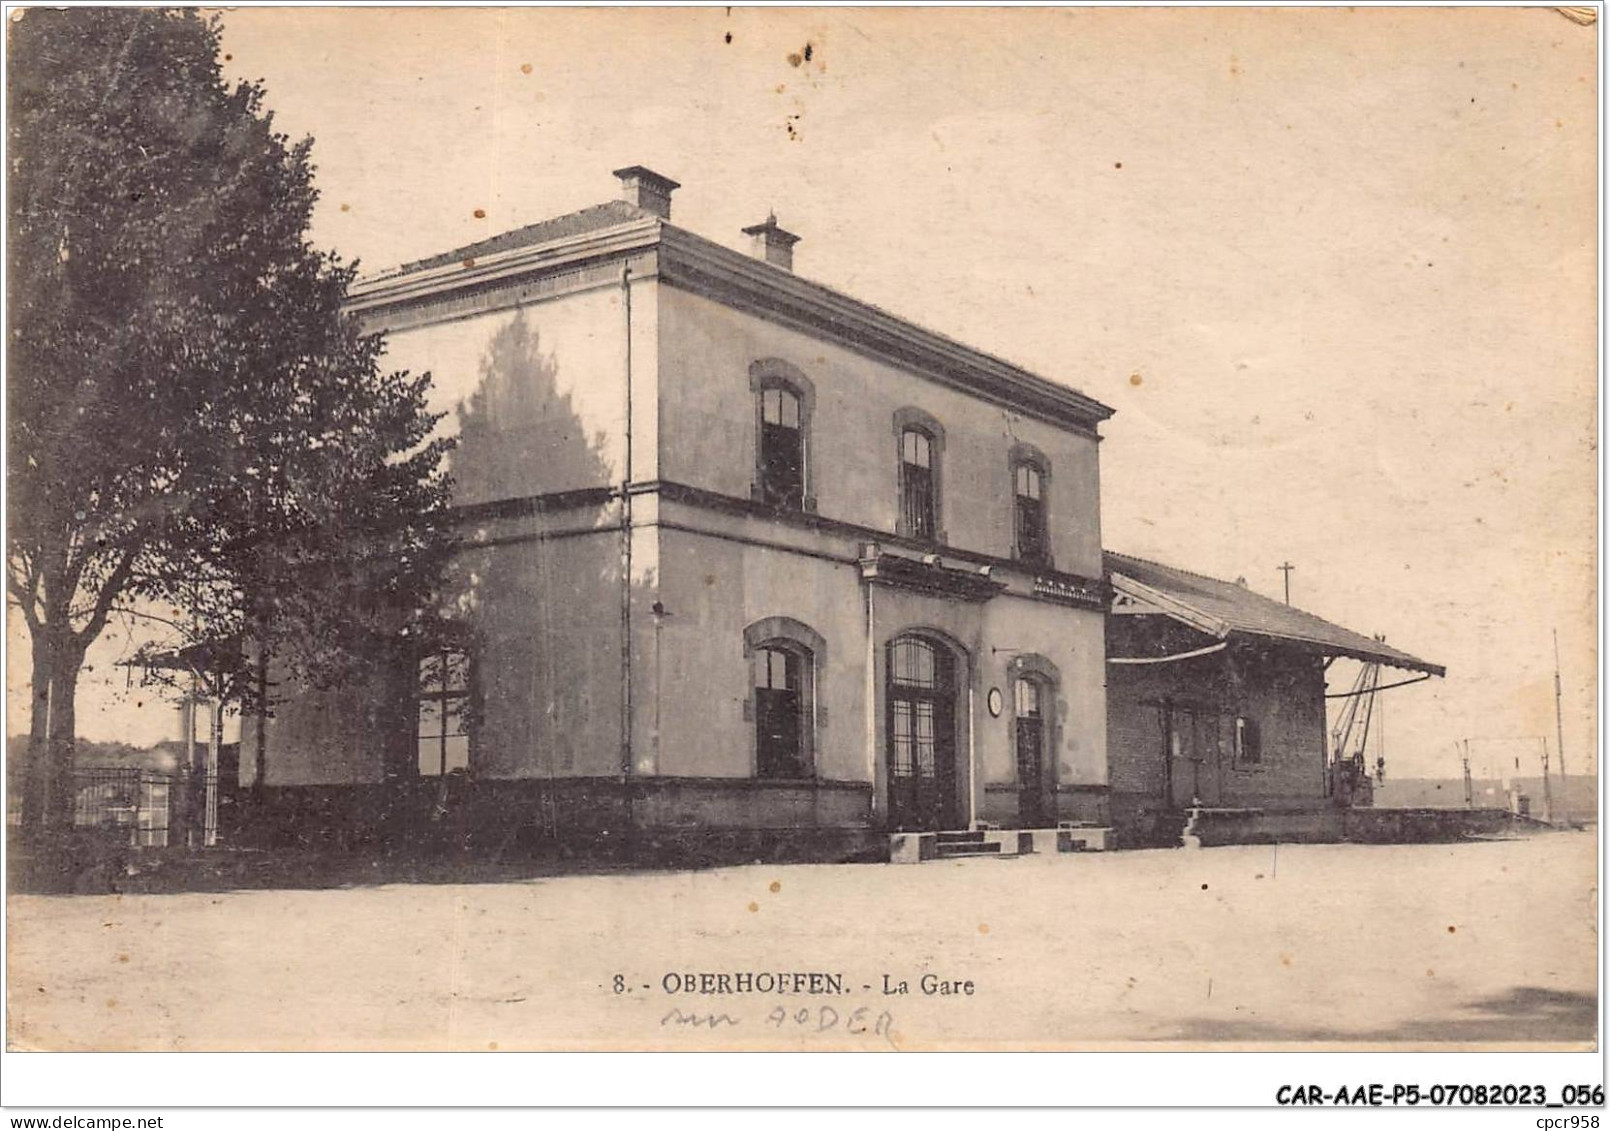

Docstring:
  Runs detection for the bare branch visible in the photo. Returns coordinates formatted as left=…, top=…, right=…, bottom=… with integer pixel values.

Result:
left=75, top=544, right=141, bottom=648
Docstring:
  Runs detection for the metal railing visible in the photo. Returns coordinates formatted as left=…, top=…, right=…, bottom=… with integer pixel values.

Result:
left=72, top=768, right=170, bottom=847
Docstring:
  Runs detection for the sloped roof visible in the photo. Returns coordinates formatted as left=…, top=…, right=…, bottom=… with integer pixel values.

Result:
left=397, top=199, right=653, bottom=273
left=1105, top=550, right=1444, bottom=676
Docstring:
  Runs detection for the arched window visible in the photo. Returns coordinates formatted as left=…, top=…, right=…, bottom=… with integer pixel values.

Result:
left=1009, top=443, right=1052, bottom=566
left=417, top=644, right=472, bottom=777
left=891, top=636, right=944, bottom=690
left=901, top=428, right=935, bottom=540
left=750, top=360, right=814, bottom=511
left=744, top=616, right=825, bottom=780
left=893, top=408, right=946, bottom=543
left=759, top=387, right=803, bottom=507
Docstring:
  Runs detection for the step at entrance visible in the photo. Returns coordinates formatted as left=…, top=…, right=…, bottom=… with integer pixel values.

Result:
left=890, top=825, right=1111, bottom=864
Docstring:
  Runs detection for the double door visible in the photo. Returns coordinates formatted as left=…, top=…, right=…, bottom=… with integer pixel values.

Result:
left=887, top=638, right=959, bottom=832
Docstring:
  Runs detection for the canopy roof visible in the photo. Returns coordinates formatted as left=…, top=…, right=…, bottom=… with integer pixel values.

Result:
left=123, top=634, right=244, bottom=676
left=1105, top=551, right=1445, bottom=677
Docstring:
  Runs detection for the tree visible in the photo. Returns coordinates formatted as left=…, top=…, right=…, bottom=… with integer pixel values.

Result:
left=7, top=9, right=454, bottom=833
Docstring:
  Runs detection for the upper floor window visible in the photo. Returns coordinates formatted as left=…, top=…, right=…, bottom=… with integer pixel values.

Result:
left=1015, top=463, right=1047, bottom=564
left=900, top=428, right=936, bottom=541
left=760, top=387, right=804, bottom=507
left=417, top=645, right=471, bottom=777
left=1009, top=443, right=1052, bottom=567
left=892, top=408, right=946, bottom=543
left=750, top=360, right=815, bottom=511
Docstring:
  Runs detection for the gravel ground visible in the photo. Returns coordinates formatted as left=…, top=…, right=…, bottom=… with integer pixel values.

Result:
left=6, top=831, right=1597, bottom=1050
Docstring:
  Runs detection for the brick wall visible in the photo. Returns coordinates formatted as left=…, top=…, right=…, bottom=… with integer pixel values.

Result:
left=1107, top=634, right=1330, bottom=828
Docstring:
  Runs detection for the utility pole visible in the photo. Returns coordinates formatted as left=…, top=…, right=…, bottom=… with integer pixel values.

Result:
left=180, top=679, right=197, bottom=847
left=1461, top=740, right=1473, bottom=808
left=1552, top=629, right=1571, bottom=826
left=1278, top=561, right=1295, bottom=605
left=1539, top=736, right=1554, bottom=825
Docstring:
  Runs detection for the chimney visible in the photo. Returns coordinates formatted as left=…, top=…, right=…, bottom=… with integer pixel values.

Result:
left=612, top=166, right=679, bottom=220
left=742, top=213, right=801, bottom=271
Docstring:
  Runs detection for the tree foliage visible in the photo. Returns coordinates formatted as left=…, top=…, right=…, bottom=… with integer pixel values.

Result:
left=7, top=8, right=454, bottom=828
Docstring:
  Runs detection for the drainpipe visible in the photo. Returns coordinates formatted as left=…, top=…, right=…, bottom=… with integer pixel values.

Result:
left=619, top=262, right=635, bottom=839
left=863, top=574, right=878, bottom=823
left=966, top=682, right=978, bottom=829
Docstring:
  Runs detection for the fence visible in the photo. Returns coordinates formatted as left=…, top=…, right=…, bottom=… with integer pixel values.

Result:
left=72, top=768, right=171, bottom=848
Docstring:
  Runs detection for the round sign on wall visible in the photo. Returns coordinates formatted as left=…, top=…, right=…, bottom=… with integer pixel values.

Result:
left=986, top=687, right=1004, bottom=718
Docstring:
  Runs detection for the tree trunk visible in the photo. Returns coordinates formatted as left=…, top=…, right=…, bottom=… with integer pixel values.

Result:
left=18, top=626, right=84, bottom=833
left=36, top=638, right=84, bottom=830
left=18, top=636, right=55, bottom=833
left=253, top=627, right=269, bottom=798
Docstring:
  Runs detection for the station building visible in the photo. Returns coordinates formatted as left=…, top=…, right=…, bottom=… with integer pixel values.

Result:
left=243, top=166, right=1114, bottom=854
left=241, top=166, right=1440, bottom=857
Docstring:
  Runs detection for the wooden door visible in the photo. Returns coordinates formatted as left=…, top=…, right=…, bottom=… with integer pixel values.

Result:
left=1168, top=707, right=1199, bottom=808
left=1195, top=712, right=1224, bottom=805
left=1015, top=678, right=1047, bottom=827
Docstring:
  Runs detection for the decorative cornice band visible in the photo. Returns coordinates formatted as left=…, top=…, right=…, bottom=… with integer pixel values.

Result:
left=439, top=478, right=1108, bottom=605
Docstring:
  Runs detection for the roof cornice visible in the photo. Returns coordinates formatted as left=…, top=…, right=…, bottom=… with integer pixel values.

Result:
left=346, top=218, right=665, bottom=317
left=345, top=215, right=1115, bottom=435
left=656, top=227, right=1113, bottom=434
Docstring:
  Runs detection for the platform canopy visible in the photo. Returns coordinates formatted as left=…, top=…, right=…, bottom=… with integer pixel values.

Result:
left=1105, top=551, right=1445, bottom=677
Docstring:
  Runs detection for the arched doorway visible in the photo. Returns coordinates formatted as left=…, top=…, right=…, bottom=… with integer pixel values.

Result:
left=886, top=635, right=961, bottom=831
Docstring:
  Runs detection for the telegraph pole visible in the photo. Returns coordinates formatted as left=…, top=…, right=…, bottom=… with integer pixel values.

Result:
left=1278, top=561, right=1295, bottom=605
left=1552, top=629, right=1572, bottom=826
left=1461, top=741, right=1473, bottom=808
left=1539, top=737, right=1554, bottom=824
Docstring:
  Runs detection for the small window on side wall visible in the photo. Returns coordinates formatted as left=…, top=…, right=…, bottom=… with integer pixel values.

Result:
left=1235, top=715, right=1261, bottom=766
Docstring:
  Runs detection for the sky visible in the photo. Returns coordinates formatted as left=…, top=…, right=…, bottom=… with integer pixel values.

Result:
left=8, top=6, right=1599, bottom=782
